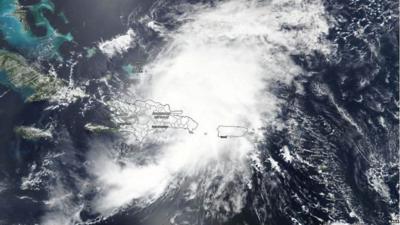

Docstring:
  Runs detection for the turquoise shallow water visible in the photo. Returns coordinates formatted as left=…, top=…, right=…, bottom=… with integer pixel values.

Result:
left=122, top=64, right=135, bottom=77
left=0, top=0, right=73, bottom=59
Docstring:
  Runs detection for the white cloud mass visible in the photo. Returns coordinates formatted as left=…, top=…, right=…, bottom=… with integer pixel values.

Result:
left=98, top=29, right=136, bottom=57
left=90, top=0, right=333, bottom=218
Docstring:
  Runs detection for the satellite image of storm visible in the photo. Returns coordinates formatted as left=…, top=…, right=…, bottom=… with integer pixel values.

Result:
left=0, top=0, right=398, bottom=224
